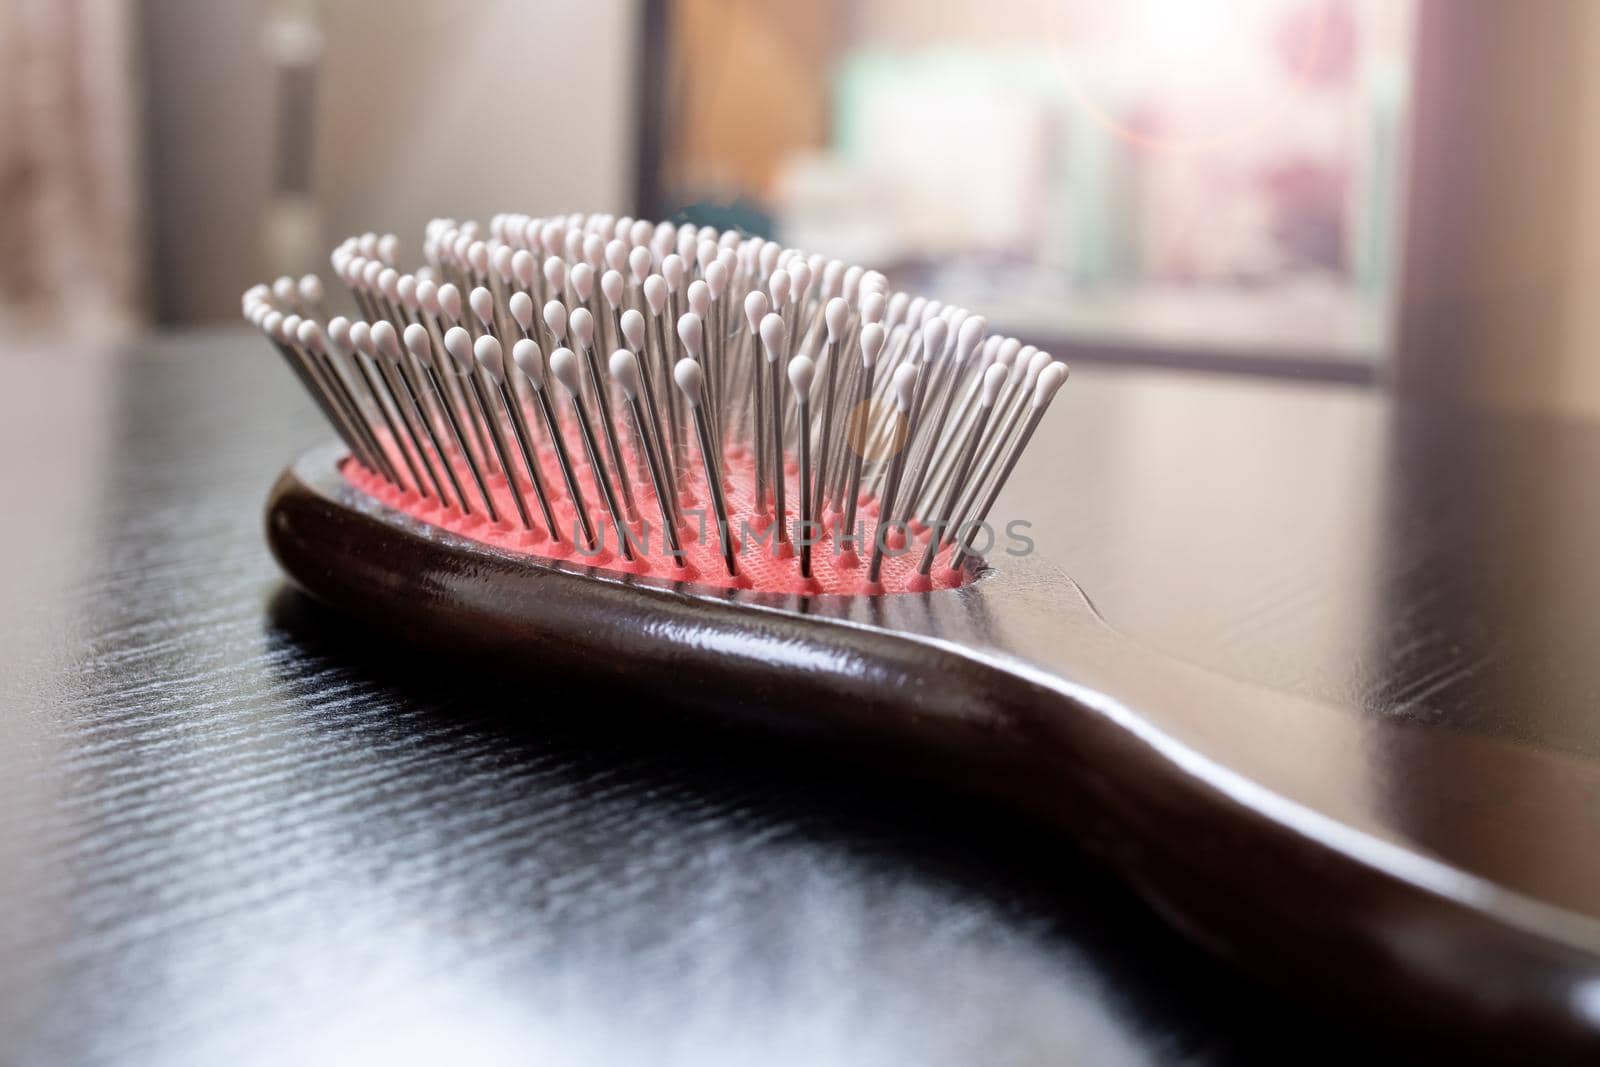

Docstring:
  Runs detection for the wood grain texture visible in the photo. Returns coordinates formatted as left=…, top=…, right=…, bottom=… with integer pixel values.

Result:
left=9, top=327, right=1594, bottom=1064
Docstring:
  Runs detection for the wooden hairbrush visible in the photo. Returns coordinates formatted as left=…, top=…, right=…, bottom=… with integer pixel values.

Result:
left=248, top=214, right=1600, bottom=1063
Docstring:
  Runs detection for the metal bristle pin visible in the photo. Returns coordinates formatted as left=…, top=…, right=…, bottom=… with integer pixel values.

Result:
left=242, top=213, right=1064, bottom=594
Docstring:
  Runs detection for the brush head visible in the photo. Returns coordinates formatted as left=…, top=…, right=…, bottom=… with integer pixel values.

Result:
left=260, top=209, right=1065, bottom=595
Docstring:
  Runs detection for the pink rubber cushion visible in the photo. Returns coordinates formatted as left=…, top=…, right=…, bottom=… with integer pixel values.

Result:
left=341, top=432, right=970, bottom=596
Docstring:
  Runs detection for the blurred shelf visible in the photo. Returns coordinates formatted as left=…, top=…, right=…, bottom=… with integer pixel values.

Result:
left=932, top=281, right=1389, bottom=383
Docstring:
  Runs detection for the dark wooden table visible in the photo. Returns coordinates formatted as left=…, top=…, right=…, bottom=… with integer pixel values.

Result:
left=5, top=328, right=1593, bottom=1065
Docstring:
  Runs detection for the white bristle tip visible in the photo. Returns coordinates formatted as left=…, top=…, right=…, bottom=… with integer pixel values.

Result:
left=673, top=357, right=704, bottom=406
left=403, top=323, right=431, bottom=359
left=569, top=306, right=595, bottom=345
left=543, top=300, right=568, bottom=338
left=474, top=334, right=506, bottom=382
left=981, top=363, right=1007, bottom=405
left=443, top=326, right=475, bottom=372
left=787, top=354, right=815, bottom=399
left=860, top=323, right=886, bottom=367
left=1034, top=362, right=1069, bottom=407
left=609, top=348, right=642, bottom=398
left=644, top=275, right=667, bottom=314
left=509, top=291, right=534, bottom=329
left=470, top=287, right=495, bottom=326
left=759, top=313, right=787, bottom=362
left=677, top=313, right=703, bottom=357
left=512, top=339, right=545, bottom=387
left=620, top=308, right=645, bottom=350
left=892, top=364, right=918, bottom=411
left=825, top=297, right=849, bottom=341
left=601, top=270, right=624, bottom=307
left=549, top=347, right=584, bottom=395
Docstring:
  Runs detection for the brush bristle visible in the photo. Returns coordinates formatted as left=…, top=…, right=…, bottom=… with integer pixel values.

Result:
left=242, top=212, right=1067, bottom=595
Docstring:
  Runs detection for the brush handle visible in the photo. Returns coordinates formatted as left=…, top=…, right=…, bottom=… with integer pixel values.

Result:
left=268, top=443, right=1600, bottom=1063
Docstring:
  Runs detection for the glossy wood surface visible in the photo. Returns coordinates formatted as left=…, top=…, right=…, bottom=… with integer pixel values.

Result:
left=5, top=328, right=1600, bottom=1064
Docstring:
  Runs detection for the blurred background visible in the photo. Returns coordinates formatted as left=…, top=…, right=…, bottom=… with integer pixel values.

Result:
left=6, top=0, right=1600, bottom=412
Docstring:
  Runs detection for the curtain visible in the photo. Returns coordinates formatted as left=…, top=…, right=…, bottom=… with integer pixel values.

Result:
left=0, top=0, right=141, bottom=341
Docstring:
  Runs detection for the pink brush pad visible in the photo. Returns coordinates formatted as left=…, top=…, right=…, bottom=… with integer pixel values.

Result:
left=341, top=439, right=970, bottom=596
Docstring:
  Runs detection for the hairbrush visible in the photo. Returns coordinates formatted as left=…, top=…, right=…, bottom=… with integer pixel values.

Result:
left=246, top=213, right=1600, bottom=1060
